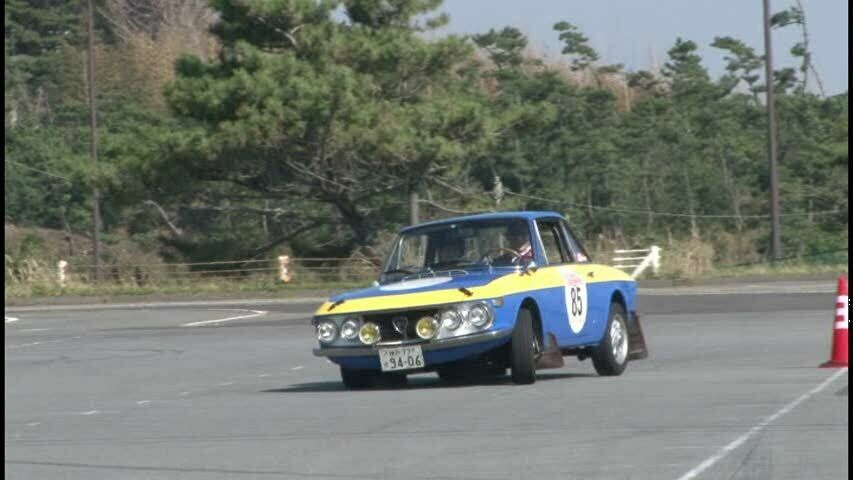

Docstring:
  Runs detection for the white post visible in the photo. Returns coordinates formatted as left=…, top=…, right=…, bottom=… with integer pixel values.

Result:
left=650, top=245, right=661, bottom=275
left=278, top=255, right=292, bottom=283
left=57, top=260, right=68, bottom=287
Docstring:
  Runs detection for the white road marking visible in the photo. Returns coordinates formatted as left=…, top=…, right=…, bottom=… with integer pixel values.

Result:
left=79, top=410, right=99, bottom=416
left=25, top=422, right=41, bottom=427
left=179, top=391, right=191, bottom=396
left=19, top=328, right=49, bottom=332
left=181, top=309, right=267, bottom=327
left=291, top=365, right=304, bottom=371
left=258, top=373, right=270, bottom=378
left=218, top=382, right=234, bottom=386
left=5, top=316, right=20, bottom=323
left=675, top=368, right=848, bottom=480
left=6, top=336, right=82, bottom=349
left=136, top=400, right=151, bottom=406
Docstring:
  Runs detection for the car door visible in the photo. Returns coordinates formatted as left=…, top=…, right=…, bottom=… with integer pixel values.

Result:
left=533, top=218, right=599, bottom=346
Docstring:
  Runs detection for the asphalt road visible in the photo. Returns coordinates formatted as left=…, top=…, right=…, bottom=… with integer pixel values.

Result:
left=5, top=284, right=848, bottom=480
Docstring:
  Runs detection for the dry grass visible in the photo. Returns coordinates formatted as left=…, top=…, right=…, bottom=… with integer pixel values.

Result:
left=707, top=262, right=847, bottom=279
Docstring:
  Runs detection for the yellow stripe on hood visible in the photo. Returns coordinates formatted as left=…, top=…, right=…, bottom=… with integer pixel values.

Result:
left=314, top=265, right=632, bottom=316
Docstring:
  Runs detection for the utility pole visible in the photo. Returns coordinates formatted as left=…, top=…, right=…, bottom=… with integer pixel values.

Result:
left=762, top=0, right=782, bottom=260
left=87, top=0, right=102, bottom=282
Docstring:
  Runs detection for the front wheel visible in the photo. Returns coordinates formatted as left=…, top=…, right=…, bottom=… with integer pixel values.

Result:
left=510, top=308, right=538, bottom=384
left=591, top=302, right=630, bottom=376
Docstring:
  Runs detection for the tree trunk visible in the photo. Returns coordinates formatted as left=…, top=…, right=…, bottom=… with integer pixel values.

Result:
left=682, top=166, right=699, bottom=239
left=642, top=163, right=653, bottom=234
left=409, top=189, right=419, bottom=225
left=808, top=197, right=814, bottom=225
left=223, top=199, right=235, bottom=238
left=719, top=152, right=744, bottom=232
left=262, top=199, right=270, bottom=236
left=587, top=186, right=594, bottom=220
left=334, top=197, right=374, bottom=247
left=60, top=208, right=75, bottom=257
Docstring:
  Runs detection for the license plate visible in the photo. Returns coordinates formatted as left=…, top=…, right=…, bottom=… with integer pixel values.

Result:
left=379, top=345, right=424, bottom=372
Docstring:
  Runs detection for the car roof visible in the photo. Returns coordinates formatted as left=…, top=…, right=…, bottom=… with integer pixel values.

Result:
left=400, top=211, right=563, bottom=233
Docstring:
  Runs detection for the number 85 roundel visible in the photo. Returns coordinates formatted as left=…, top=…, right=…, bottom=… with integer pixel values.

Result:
left=561, top=268, right=588, bottom=334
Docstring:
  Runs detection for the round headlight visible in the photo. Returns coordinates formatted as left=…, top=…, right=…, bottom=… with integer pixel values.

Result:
left=415, top=316, right=438, bottom=339
left=467, top=303, right=493, bottom=329
left=341, top=317, right=360, bottom=340
left=439, top=309, right=463, bottom=330
left=358, top=322, right=381, bottom=345
left=316, top=321, right=338, bottom=343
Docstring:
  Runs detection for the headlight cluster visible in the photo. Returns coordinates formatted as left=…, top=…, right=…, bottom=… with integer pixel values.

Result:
left=316, top=315, right=367, bottom=344
left=316, top=316, right=384, bottom=345
left=436, top=302, right=495, bottom=334
left=432, top=301, right=496, bottom=340
left=413, top=302, right=495, bottom=341
left=315, top=300, right=497, bottom=345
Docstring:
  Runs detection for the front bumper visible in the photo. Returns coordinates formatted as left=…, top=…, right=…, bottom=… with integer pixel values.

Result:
left=313, top=329, right=512, bottom=357
left=313, top=329, right=513, bottom=370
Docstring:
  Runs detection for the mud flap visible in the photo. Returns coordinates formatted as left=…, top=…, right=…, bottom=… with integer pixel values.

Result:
left=627, top=311, right=649, bottom=360
left=535, top=333, right=565, bottom=370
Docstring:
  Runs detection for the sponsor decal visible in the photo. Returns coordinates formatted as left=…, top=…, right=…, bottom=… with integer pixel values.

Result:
left=560, top=268, right=588, bottom=333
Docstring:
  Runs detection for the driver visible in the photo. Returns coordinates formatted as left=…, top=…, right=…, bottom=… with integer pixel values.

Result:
left=437, top=238, right=465, bottom=264
left=497, top=224, right=534, bottom=265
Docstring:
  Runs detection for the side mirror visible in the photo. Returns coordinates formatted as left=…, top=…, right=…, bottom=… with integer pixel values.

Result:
left=372, top=280, right=380, bottom=287
left=522, top=260, right=538, bottom=274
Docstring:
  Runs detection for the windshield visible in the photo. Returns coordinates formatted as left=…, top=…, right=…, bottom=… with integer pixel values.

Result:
left=383, top=219, right=533, bottom=275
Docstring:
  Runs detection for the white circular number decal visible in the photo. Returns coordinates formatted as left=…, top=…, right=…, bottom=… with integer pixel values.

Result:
left=561, top=269, right=588, bottom=333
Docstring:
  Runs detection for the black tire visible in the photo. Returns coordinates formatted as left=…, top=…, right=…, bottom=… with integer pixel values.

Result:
left=591, top=302, right=629, bottom=376
left=510, top=308, right=537, bottom=384
left=340, top=367, right=378, bottom=389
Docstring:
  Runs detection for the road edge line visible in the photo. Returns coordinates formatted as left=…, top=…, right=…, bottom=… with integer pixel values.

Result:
left=674, top=367, right=848, bottom=480
left=181, top=310, right=267, bottom=327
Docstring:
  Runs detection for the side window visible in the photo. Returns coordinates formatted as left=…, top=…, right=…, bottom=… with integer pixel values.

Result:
left=560, top=220, right=591, bottom=263
left=536, top=220, right=569, bottom=265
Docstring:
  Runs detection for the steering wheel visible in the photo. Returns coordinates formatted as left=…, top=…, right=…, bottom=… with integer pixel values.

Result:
left=480, top=247, right=523, bottom=265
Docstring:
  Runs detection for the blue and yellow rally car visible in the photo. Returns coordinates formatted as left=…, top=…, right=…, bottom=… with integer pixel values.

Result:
left=312, top=212, right=647, bottom=388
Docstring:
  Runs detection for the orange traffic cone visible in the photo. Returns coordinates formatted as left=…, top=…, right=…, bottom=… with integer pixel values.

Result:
left=820, top=275, right=848, bottom=368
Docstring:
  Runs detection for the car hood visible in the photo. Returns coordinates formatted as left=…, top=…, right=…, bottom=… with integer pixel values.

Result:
left=331, top=271, right=510, bottom=303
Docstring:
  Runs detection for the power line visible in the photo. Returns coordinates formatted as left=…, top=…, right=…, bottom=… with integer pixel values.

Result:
left=504, top=190, right=845, bottom=219
left=4, top=159, right=71, bottom=182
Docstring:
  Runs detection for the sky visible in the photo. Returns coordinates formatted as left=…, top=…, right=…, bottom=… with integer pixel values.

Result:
left=431, top=0, right=848, bottom=95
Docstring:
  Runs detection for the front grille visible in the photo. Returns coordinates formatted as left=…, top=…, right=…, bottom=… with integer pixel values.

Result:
left=363, top=309, right=439, bottom=342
